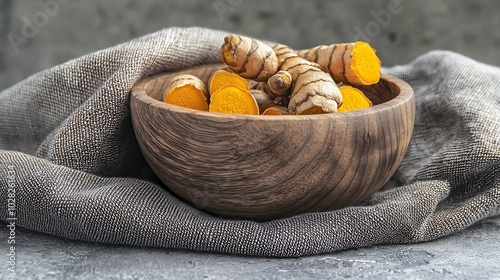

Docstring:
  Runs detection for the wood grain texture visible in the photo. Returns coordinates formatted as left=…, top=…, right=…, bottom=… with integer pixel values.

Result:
left=131, top=64, right=415, bottom=221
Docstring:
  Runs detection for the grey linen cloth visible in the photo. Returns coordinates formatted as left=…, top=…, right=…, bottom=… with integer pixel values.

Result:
left=1, top=27, right=499, bottom=257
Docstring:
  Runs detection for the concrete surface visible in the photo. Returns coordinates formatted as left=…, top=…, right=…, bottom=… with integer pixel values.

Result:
left=1, top=215, right=499, bottom=279
left=1, top=0, right=500, bottom=91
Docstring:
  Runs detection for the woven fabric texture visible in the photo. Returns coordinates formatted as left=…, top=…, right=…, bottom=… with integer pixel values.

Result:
left=1, top=27, right=499, bottom=257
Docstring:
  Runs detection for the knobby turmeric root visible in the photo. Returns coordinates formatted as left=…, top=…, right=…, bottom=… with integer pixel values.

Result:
left=273, top=44, right=342, bottom=115
left=164, top=74, right=209, bottom=111
left=337, top=85, right=372, bottom=112
left=209, top=70, right=250, bottom=95
left=297, top=42, right=381, bottom=86
left=248, top=70, right=292, bottom=99
left=266, top=70, right=292, bottom=96
left=209, top=85, right=259, bottom=115
left=220, top=34, right=279, bottom=82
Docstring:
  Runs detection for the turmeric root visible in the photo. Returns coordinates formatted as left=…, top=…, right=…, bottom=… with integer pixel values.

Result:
left=250, top=89, right=274, bottom=113
left=164, top=74, right=209, bottom=111
left=248, top=80, right=262, bottom=90
left=209, top=85, right=259, bottom=115
left=337, top=85, right=372, bottom=112
left=266, top=70, right=292, bottom=96
left=273, top=44, right=342, bottom=114
left=247, top=70, right=292, bottom=99
left=297, top=42, right=381, bottom=85
left=209, top=69, right=250, bottom=95
left=220, top=34, right=279, bottom=82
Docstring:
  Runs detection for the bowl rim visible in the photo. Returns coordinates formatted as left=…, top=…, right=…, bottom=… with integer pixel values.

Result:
left=131, top=65, right=414, bottom=122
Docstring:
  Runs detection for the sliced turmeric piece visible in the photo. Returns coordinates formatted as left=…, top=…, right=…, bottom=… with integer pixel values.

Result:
left=208, top=70, right=250, bottom=95
left=262, top=106, right=289, bottom=115
left=163, top=74, right=209, bottom=111
left=220, top=34, right=279, bottom=82
left=209, top=85, right=259, bottom=115
left=337, top=85, right=372, bottom=112
left=297, top=41, right=381, bottom=85
left=273, top=44, right=342, bottom=114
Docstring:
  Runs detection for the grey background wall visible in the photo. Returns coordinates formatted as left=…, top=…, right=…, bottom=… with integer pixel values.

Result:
left=1, top=0, right=499, bottom=91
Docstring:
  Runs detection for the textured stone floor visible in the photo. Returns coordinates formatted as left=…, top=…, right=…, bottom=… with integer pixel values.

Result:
left=1, top=215, right=499, bottom=279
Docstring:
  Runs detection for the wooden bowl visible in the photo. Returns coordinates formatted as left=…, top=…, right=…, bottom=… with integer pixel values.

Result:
left=131, top=64, right=415, bottom=221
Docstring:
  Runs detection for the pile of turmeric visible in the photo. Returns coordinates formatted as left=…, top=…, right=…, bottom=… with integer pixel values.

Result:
left=164, top=34, right=384, bottom=115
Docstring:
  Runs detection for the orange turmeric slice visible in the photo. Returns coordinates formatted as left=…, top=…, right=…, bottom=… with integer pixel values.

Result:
left=208, top=70, right=250, bottom=95
left=262, top=106, right=289, bottom=115
left=164, top=74, right=209, bottom=111
left=209, top=85, right=259, bottom=115
left=337, top=85, right=372, bottom=112
left=350, top=42, right=381, bottom=85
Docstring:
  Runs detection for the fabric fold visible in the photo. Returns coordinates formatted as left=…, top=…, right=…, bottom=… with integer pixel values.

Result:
left=1, top=27, right=499, bottom=257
